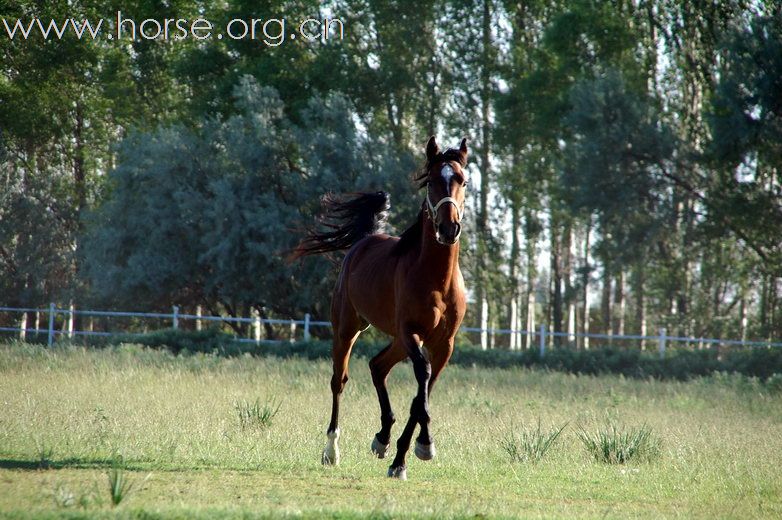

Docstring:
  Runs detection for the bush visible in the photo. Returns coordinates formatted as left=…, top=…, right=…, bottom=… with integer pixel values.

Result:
left=75, top=328, right=782, bottom=383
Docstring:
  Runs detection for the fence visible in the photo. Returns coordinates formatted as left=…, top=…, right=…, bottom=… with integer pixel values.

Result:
left=1, top=304, right=781, bottom=358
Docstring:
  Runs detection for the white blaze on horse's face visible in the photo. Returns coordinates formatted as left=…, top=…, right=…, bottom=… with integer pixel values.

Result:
left=441, top=164, right=455, bottom=196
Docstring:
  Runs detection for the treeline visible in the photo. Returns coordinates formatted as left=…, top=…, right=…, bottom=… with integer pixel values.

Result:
left=1, top=1, right=780, bottom=344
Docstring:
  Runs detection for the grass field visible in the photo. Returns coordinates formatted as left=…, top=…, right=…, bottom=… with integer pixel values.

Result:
left=0, top=342, right=780, bottom=519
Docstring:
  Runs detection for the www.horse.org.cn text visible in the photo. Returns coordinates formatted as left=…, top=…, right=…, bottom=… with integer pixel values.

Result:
left=1, top=12, right=345, bottom=46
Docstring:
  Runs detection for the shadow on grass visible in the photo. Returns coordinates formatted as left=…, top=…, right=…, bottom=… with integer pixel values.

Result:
left=0, top=457, right=138, bottom=471
left=0, top=457, right=189, bottom=472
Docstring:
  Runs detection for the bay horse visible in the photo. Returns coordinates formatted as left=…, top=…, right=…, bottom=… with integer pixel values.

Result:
left=293, top=136, right=468, bottom=480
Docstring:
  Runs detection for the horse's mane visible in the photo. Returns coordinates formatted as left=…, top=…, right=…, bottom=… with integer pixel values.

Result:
left=390, top=208, right=424, bottom=256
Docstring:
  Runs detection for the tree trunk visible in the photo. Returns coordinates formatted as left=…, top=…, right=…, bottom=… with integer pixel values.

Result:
left=550, top=216, right=563, bottom=346
left=601, top=262, right=612, bottom=339
left=580, top=220, right=592, bottom=350
left=563, top=224, right=574, bottom=346
left=634, top=262, right=646, bottom=350
left=613, top=270, right=625, bottom=337
left=508, top=195, right=521, bottom=350
left=524, top=208, right=538, bottom=350
left=72, top=100, right=86, bottom=334
left=476, top=0, right=493, bottom=351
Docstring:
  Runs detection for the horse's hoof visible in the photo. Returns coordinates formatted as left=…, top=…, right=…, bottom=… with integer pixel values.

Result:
left=414, top=441, right=436, bottom=461
left=371, top=435, right=390, bottom=459
left=322, top=429, right=340, bottom=466
left=387, top=465, right=407, bottom=480
left=321, top=449, right=339, bottom=466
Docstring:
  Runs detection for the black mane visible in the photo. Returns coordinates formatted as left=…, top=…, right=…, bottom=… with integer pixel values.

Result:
left=391, top=208, right=424, bottom=256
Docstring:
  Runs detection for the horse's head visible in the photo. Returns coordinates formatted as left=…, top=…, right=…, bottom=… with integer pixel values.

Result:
left=421, top=136, right=469, bottom=245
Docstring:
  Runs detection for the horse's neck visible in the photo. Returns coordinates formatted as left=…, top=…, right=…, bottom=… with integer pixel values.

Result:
left=418, top=215, right=460, bottom=286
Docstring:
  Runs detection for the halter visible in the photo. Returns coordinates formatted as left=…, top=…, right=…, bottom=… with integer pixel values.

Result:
left=426, top=189, right=464, bottom=221
left=425, top=185, right=465, bottom=243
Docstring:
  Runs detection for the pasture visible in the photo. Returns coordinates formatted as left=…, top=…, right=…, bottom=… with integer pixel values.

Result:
left=0, top=342, right=780, bottom=519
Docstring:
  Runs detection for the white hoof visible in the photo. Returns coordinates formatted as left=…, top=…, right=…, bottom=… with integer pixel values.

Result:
left=414, top=440, right=436, bottom=461
left=322, top=429, right=340, bottom=466
left=371, top=435, right=390, bottom=459
left=387, top=465, right=407, bottom=480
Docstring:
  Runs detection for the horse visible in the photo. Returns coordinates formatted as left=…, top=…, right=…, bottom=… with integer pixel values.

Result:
left=293, top=136, right=468, bottom=480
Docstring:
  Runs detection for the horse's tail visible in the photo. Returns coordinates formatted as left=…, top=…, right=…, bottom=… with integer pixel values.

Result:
left=291, top=191, right=390, bottom=259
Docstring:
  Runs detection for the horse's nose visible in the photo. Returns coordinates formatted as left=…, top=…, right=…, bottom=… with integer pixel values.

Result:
left=452, top=222, right=462, bottom=241
left=437, top=222, right=461, bottom=244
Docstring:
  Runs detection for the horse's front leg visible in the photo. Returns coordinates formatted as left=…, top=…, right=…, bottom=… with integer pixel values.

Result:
left=369, top=340, right=407, bottom=459
left=388, top=332, right=431, bottom=480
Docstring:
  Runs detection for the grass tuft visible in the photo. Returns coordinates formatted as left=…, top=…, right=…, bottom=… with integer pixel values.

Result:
left=106, top=460, right=134, bottom=507
left=235, top=397, right=281, bottom=430
left=576, top=422, right=659, bottom=464
left=501, top=419, right=567, bottom=463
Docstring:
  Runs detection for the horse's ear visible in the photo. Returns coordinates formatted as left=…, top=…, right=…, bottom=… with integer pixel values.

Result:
left=458, top=138, right=468, bottom=165
left=426, top=136, right=439, bottom=162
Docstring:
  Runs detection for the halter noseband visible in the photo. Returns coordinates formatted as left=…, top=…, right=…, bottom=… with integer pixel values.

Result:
left=426, top=190, right=464, bottom=222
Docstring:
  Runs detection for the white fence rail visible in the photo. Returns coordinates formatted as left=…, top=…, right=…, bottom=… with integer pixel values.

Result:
left=1, top=305, right=781, bottom=357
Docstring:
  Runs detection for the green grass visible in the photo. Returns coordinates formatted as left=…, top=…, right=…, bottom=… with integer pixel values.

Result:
left=0, top=342, right=781, bottom=518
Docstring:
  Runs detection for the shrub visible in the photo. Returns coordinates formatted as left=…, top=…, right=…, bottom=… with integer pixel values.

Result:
left=74, top=328, right=782, bottom=382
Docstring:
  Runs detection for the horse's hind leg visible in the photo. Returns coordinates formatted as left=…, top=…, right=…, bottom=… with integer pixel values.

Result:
left=322, top=302, right=363, bottom=466
left=369, top=339, right=407, bottom=458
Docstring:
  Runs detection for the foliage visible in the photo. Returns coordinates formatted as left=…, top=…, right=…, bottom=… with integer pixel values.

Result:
left=564, top=69, right=674, bottom=264
left=1, top=0, right=781, bottom=345
left=708, top=14, right=782, bottom=274
left=81, top=78, right=418, bottom=324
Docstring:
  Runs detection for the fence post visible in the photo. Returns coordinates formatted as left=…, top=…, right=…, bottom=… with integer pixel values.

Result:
left=47, top=303, right=56, bottom=347
left=289, top=319, right=297, bottom=344
left=304, top=313, right=311, bottom=341
left=67, top=302, right=75, bottom=339
left=658, top=328, right=666, bottom=359
left=539, top=324, right=546, bottom=357
left=172, top=306, right=179, bottom=330
left=253, top=310, right=261, bottom=343
left=19, top=312, right=27, bottom=341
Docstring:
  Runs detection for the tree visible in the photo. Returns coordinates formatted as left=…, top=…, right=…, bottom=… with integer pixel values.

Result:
left=81, top=77, right=420, bottom=333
